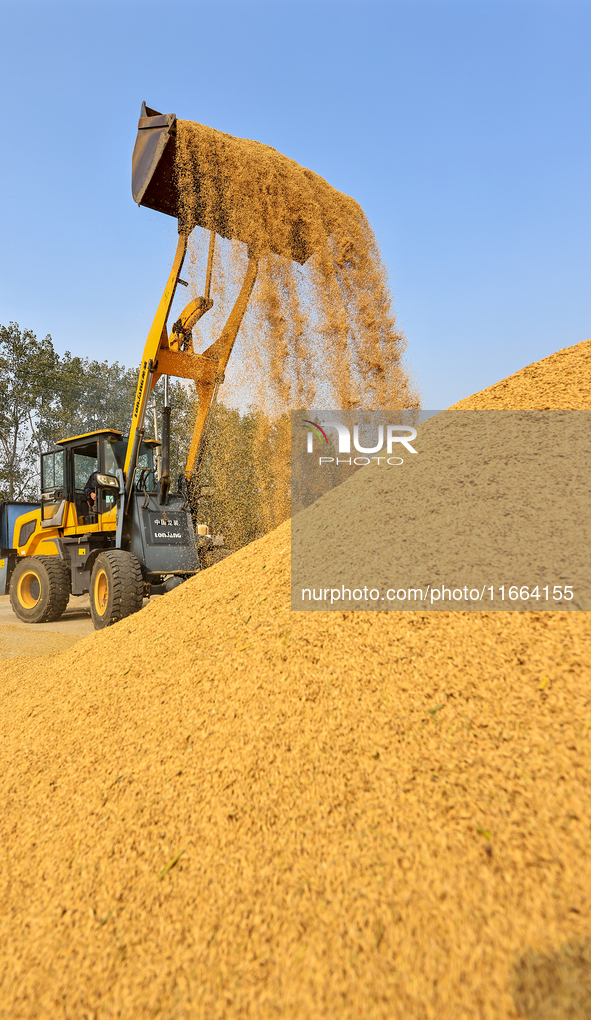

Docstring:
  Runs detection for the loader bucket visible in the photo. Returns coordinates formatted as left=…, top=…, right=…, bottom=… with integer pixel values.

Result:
left=132, top=103, right=179, bottom=219
left=131, top=103, right=355, bottom=264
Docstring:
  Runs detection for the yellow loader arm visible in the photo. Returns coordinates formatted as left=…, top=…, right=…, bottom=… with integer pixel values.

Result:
left=123, top=230, right=188, bottom=477
left=124, top=227, right=258, bottom=494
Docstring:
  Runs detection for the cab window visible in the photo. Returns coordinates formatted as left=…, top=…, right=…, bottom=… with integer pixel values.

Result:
left=136, top=444, right=156, bottom=492
left=72, top=442, right=98, bottom=521
left=105, top=439, right=157, bottom=493
left=40, top=449, right=66, bottom=523
left=41, top=450, right=65, bottom=493
left=97, top=439, right=121, bottom=513
left=103, top=440, right=124, bottom=476
left=73, top=446, right=98, bottom=492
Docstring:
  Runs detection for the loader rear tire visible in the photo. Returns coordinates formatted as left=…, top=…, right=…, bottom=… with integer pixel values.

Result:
left=10, top=556, right=71, bottom=624
left=89, top=550, right=143, bottom=630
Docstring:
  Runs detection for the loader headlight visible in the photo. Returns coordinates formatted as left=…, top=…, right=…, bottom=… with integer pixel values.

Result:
left=96, top=474, right=119, bottom=489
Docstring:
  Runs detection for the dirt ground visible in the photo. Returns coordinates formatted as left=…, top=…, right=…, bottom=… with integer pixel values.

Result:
left=0, top=595, right=94, bottom=659
left=0, top=339, right=590, bottom=1019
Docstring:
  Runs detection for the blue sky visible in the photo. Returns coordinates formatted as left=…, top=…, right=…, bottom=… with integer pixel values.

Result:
left=1, top=0, right=589, bottom=408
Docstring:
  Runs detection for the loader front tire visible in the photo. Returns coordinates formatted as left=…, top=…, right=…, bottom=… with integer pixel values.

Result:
left=90, top=550, right=143, bottom=630
left=10, top=556, right=71, bottom=624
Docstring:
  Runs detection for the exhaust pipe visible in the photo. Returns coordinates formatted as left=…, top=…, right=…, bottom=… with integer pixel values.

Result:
left=159, top=375, right=170, bottom=505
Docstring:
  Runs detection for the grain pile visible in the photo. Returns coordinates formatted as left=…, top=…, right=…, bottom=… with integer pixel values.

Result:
left=291, top=408, right=591, bottom=611
left=0, top=622, right=81, bottom=659
left=1, top=341, right=591, bottom=1020
left=451, top=339, right=591, bottom=410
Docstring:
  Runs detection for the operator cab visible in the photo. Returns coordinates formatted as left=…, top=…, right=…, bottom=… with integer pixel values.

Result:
left=41, top=430, right=161, bottom=528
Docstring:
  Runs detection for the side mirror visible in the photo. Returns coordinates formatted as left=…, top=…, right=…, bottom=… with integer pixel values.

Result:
left=96, top=474, right=120, bottom=490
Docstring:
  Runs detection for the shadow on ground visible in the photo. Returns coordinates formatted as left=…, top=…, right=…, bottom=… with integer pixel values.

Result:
left=512, top=939, right=591, bottom=1019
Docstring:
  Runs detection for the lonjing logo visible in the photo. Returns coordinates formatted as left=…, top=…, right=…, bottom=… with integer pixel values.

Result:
left=303, top=419, right=418, bottom=466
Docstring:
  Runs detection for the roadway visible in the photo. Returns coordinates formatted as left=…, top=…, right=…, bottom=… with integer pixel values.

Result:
left=0, top=594, right=94, bottom=660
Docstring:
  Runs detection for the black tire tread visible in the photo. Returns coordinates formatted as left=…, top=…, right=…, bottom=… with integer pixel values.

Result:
left=35, top=557, right=71, bottom=622
left=91, top=550, right=143, bottom=628
left=9, top=555, right=71, bottom=624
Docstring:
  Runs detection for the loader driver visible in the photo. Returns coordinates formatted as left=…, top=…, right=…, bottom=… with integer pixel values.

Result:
left=84, top=448, right=118, bottom=512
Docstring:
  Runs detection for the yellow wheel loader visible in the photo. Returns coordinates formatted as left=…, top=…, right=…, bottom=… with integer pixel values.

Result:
left=0, top=103, right=331, bottom=629
left=0, top=104, right=256, bottom=630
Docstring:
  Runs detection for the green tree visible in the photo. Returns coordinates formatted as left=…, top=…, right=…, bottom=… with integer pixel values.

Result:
left=0, top=321, right=200, bottom=501
left=36, top=354, right=139, bottom=448
left=0, top=323, right=58, bottom=501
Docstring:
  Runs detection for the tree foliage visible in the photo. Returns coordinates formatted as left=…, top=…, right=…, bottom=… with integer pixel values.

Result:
left=0, top=323, right=56, bottom=500
left=0, top=323, right=195, bottom=502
